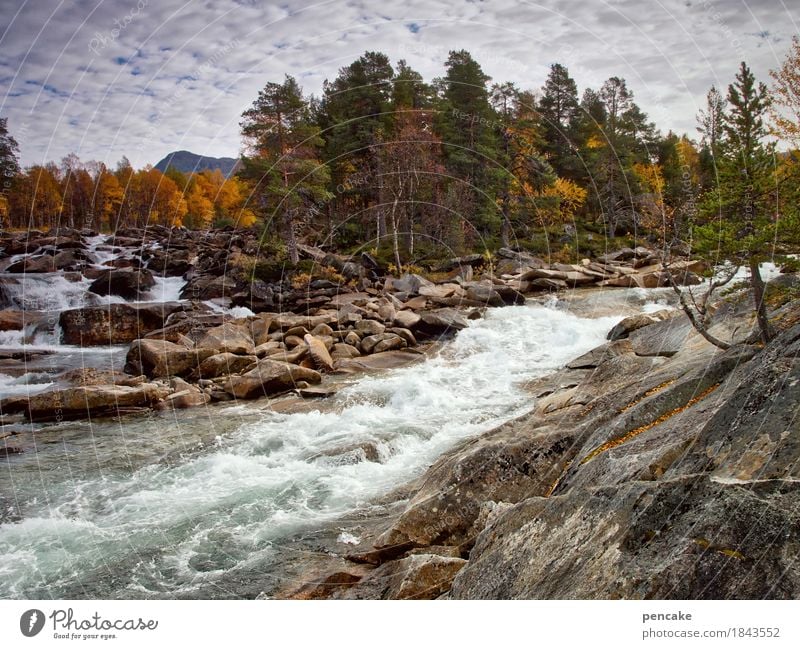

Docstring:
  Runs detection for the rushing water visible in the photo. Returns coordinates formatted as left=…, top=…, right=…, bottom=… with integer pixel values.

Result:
left=0, top=299, right=628, bottom=599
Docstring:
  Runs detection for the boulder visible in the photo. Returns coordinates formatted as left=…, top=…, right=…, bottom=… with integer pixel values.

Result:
left=389, top=273, right=433, bottom=295
left=197, top=352, right=257, bottom=379
left=196, top=322, right=255, bottom=355
left=606, top=309, right=675, bottom=341
left=60, top=302, right=186, bottom=345
left=88, top=268, right=156, bottom=300
left=331, top=343, right=361, bottom=359
left=356, top=319, right=386, bottom=337
left=0, top=383, right=171, bottom=421
left=222, top=359, right=321, bottom=399
left=393, top=310, right=421, bottom=330
left=304, top=334, right=335, bottom=372
left=415, top=309, right=469, bottom=337
left=125, top=339, right=216, bottom=378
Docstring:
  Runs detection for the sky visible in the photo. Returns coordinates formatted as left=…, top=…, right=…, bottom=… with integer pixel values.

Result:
left=0, top=0, right=797, bottom=168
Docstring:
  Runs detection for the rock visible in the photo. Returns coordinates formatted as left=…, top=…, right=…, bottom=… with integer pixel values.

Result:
left=297, top=386, right=337, bottom=399
left=304, top=334, right=335, bottom=371
left=338, top=554, right=467, bottom=600
left=606, top=309, right=675, bottom=341
left=88, top=268, right=156, bottom=300
left=418, top=284, right=459, bottom=299
left=566, top=339, right=634, bottom=369
left=450, top=477, right=800, bottom=599
left=334, top=350, right=424, bottom=372
left=254, top=341, right=284, bottom=358
left=125, top=339, right=216, bottom=378
left=355, top=319, right=386, bottom=336
left=388, top=327, right=417, bottom=347
left=161, top=378, right=211, bottom=409
left=331, top=343, right=361, bottom=359
left=393, top=310, right=421, bottom=330
left=311, top=323, right=334, bottom=337
left=464, top=283, right=504, bottom=307
left=0, top=383, right=171, bottom=421
left=371, top=334, right=407, bottom=354
left=415, top=309, right=469, bottom=337
left=344, top=331, right=361, bottom=347
left=519, top=267, right=568, bottom=281
left=389, top=273, right=433, bottom=295
left=628, top=316, right=693, bottom=357
left=196, top=322, right=255, bottom=355
left=222, top=359, right=321, bottom=399
left=0, top=309, right=35, bottom=331
left=197, top=352, right=257, bottom=379
left=60, top=302, right=186, bottom=345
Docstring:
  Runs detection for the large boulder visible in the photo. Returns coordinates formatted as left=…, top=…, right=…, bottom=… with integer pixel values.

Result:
left=125, top=339, right=216, bottom=378
left=88, top=268, right=156, bottom=300
left=415, top=308, right=469, bottom=337
left=59, top=302, right=186, bottom=345
left=222, top=359, right=321, bottom=399
left=304, top=334, right=335, bottom=372
left=196, top=352, right=257, bottom=379
left=196, top=322, right=255, bottom=355
left=0, top=383, right=171, bottom=421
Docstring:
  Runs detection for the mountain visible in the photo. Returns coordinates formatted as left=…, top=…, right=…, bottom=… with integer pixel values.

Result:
left=154, top=150, right=240, bottom=177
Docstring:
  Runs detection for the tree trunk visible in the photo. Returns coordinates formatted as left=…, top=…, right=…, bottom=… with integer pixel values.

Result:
left=749, top=257, right=772, bottom=344
left=284, top=207, right=299, bottom=265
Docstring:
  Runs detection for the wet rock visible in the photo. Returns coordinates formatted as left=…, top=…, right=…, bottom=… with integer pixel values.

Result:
left=222, top=359, right=321, bottom=399
left=0, top=383, right=171, bottom=421
left=415, top=308, right=469, bottom=337
left=88, top=268, right=156, bottom=300
left=125, top=339, right=216, bottom=378
left=60, top=302, right=186, bottom=345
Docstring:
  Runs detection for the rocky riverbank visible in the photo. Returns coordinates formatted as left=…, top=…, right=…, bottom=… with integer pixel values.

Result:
left=0, top=226, right=704, bottom=425
left=281, top=274, right=800, bottom=600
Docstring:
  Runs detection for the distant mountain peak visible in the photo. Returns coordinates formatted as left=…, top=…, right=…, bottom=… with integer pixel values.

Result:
left=154, top=150, right=240, bottom=177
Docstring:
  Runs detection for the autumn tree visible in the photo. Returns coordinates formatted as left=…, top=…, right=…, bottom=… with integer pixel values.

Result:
left=769, top=35, right=800, bottom=146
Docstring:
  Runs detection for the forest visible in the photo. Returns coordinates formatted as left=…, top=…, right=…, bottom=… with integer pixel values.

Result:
left=2, top=42, right=800, bottom=272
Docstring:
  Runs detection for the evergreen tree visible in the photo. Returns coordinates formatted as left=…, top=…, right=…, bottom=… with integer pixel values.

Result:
left=240, top=75, right=331, bottom=263
left=538, top=63, right=580, bottom=178
left=697, top=62, right=777, bottom=344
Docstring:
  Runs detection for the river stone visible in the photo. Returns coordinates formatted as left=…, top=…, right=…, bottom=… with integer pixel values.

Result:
left=0, top=383, right=171, bottom=421
left=222, top=359, right=321, bottom=399
left=196, top=322, right=255, bottom=355
left=415, top=309, right=469, bottom=337
left=197, top=352, right=257, bottom=379
left=88, top=268, right=156, bottom=300
left=60, top=302, right=186, bottom=345
left=356, top=319, right=386, bottom=336
left=331, top=343, right=361, bottom=359
left=393, top=310, right=421, bottom=330
left=304, top=334, right=335, bottom=372
left=126, top=339, right=216, bottom=378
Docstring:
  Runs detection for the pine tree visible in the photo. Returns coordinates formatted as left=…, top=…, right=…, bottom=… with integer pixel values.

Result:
left=241, top=75, right=331, bottom=263
left=538, top=64, right=580, bottom=178
left=697, top=62, right=778, bottom=344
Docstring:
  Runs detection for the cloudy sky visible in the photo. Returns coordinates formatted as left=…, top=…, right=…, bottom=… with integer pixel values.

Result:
left=0, top=0, right=797, bottom=167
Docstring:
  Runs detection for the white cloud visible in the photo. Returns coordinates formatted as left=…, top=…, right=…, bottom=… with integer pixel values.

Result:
left=0, top=0, right=797, bottom=167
